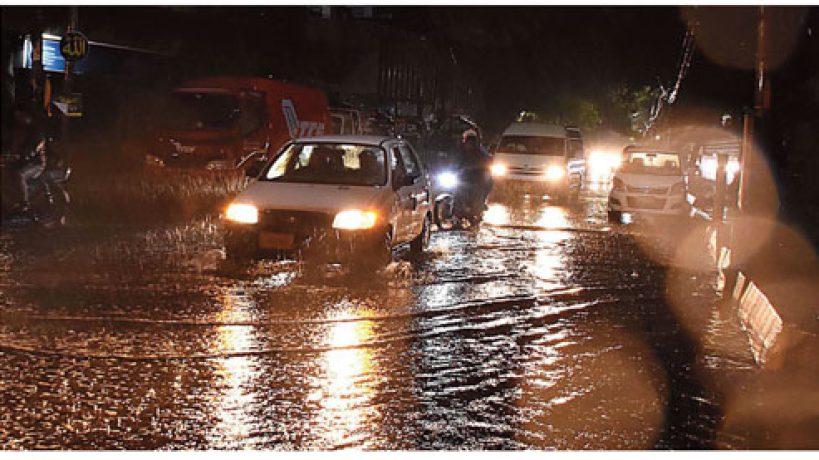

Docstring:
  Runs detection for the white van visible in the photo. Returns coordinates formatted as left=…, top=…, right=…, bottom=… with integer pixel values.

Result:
left=490, top=123, right=585, bottom=199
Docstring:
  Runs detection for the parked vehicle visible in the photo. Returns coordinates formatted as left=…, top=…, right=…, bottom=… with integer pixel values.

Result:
left=149, top=77, right=331, bottom=170
left=1, top=155, right=71, bottom=229
left=490, top=122, right=585, bottom=201
left=607, top=147, right=690, bottom=222
left=223, top=135, right=432, bottom=267
left=329, top=107, right=363, bottom=135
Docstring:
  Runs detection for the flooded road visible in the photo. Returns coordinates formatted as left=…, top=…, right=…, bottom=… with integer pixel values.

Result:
left=0, top=186, right=755, bottom=449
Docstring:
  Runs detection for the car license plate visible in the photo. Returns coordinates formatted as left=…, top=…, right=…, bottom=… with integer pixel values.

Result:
left=258, top=232, right=294, bottom=249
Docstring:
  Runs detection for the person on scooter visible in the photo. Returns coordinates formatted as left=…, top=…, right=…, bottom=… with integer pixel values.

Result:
left=11, top=102, right=57, bottom=214
left=458, top=129, right=493, bottom=212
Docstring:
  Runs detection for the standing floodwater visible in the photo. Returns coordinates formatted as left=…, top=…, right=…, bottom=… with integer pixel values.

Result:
left=0, top=188, right=755, bottom=449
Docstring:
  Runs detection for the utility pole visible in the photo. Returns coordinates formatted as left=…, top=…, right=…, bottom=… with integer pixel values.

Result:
left=739, top=5, right=777, bottom=218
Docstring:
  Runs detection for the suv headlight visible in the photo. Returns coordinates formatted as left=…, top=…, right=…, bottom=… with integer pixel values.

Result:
left=225, top=203, right=259, bottom=224
left=333, top=209, right=377, bottom=230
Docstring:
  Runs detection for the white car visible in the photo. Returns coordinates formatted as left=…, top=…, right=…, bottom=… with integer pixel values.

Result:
left=608, top=148, right=690, bottom=221
left=223, top=135, right=433, bottom=266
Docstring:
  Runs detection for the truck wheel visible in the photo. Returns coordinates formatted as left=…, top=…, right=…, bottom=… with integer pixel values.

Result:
left=410, top=215, right=431, bottom=256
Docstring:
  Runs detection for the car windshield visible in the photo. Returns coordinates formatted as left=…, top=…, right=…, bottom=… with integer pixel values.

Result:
left=262, top=143, right=387, bottom=186
left=621, top=151, right=681, bottom=176
left=498, top=135, right=565, bottom=155
left=163, top=91, right=240, bottom=131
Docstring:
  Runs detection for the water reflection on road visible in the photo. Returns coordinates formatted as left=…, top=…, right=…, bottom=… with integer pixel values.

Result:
left=0, top=186, right=755, bottom=449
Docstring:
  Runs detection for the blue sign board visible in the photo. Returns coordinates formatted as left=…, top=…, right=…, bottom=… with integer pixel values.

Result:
left=41, top=39, right=66, bottom=72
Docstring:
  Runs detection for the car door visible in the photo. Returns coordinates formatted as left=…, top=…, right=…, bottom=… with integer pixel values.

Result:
left=398, top=142, right=429, bottom=237
left=389, top=144, right=414, bottom=243
left=399, top=142, right=430, bottom=237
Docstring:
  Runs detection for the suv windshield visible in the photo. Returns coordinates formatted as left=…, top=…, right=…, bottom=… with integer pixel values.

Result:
left=621, top=151, right=681, bottom=176
left=498, top=135, right=565, bottom=155
left=263, top=143, right=387, bottom=186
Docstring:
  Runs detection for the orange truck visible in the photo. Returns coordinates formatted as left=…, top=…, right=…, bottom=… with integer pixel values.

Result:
left=149, top=77, right=331, bottom=169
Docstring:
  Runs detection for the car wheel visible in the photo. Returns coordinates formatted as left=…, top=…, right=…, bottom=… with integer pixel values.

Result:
left=359, top=228, right=392, bottom=270
left=410, top=214, right=431, bottom=256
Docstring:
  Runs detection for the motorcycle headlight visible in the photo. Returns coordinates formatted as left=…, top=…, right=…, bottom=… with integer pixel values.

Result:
left=437, top=171, right=459, bottom=189
left=546, top=165, right=565, bottom=181
left=333, top=209, right=378, bottom=230
left=225, top=203, right=259, bottom=224
left=490, top=162, right=507, bottom=177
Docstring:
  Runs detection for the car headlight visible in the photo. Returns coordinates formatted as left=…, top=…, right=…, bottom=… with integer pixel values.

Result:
left=490, top=162, right=507, bottom=177
left=436, top=171, right=459, bottom=189
left=546, top=165, right=565, bottom=181
left=225, top=203, right=259, bottom=224
left=332, top=209, right=377, bottom=230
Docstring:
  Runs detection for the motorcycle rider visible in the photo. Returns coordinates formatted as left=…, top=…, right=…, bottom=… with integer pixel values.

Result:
left=10, top=102, right=58, bottom=214
left=457, top=129, right=493, bottom=212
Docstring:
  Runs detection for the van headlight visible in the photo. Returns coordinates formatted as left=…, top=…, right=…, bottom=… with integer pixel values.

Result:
left=225, top=203, right=259, bottom=224
left=545, top=165, right=565, bottom=181
left=333, top=209, right=377, bottom=230
left=490, top=162, right=507, bottom=177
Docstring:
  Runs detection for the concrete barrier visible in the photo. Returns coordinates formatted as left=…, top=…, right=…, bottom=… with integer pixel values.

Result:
left=734, top=273, right=784, bottom=366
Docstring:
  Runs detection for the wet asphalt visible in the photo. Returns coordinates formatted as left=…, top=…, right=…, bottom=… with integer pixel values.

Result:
left=0, top=184, right=756, bottom=449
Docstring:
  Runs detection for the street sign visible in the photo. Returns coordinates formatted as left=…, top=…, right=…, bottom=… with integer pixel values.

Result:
left=60, top=31, right=89, bottom=61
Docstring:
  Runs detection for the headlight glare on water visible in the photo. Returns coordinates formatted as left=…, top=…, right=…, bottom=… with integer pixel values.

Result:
left=225, top=203, right=259, bottom=224
left=333, top=209, right=378, bottom=230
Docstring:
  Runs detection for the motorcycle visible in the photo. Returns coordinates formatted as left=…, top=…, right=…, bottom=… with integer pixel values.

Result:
left=432, top=163, right=490, bottom=230
left=1, top=155, right=71, bottom=229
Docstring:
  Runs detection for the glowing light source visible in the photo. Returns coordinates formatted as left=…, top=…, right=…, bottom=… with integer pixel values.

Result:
left=490, top=162, right=508, bottom=177
left=225, top=203, right=259, bottom=224
left=545, top=165, right=565, bottom=181
left=436, top=171, right=459, bottom=189
left=332, top=209, right=377, bottom=230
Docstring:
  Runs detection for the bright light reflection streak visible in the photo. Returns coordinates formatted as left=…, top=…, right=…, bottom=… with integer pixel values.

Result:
left=484, top=203, right=510, bottom=226
left=531, top=206, right=571, bottom=291
left=313, top=309, right=377, bottom=448
left=210, top=287, right=260, bottom=446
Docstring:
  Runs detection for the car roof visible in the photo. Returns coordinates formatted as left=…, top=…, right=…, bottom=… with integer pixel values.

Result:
left=294, top=135, right=395, bottom=146
left=624, top=147, right=679, bottom=155
left=502, top=122, right=567, bottom=138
